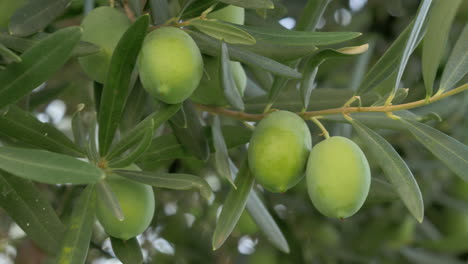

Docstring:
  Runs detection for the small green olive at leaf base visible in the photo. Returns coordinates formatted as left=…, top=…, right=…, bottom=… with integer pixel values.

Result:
left=248, top=111, right=312, bottom=193
left=96, top=172, right=155, bottom=240
left=190, top=55, right=247, bottom=106
left=138, top=27, right=203, bottom=104
left=207, top=5, right=245, bottom=25
left=78, top=7, right=131, bottom=83
left=306, top=136, right=371, bottom=219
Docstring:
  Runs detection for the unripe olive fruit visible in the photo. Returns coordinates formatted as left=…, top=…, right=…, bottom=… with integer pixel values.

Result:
left=207, top=5, right=245, bottom=25
left=96, top=174, right=155, bottom=240
left=306, top=136, right=370, bottom=219
left=138, top=27, right=203, bottom=104
left=248, top=111, right=312, bottom=192
left=78, top=7, right=131, bottom=83
left=190, top=55, right=247, bottom=106
left=0, top=0, right=26, bottom=28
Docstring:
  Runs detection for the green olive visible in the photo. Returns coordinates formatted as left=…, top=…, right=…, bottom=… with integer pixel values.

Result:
left=306, top=136, right=370, bottom=219
left=96, top=174, right=155, bottom=240
left=207, top=5, right=245, bottom=25
left=190, top=55, right=246, bottom=106
left=78, top=7, right=131, bottom=83
left=248, top=111, right=312, bottom=192
left=138, top=27, right=203, bottom=104
left=0, top=0, right=26, bottom=28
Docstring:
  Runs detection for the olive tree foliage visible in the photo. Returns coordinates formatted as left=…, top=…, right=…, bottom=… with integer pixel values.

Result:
left=0, top=0, right=467, bottom=263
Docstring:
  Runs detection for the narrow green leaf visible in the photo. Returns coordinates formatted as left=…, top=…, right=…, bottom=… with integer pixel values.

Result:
left=150, top=0, right=170, bottom=25
left=212, top=160, right=254, bottom=250
left=0, top=27, right=81, bottom=109
left=295, top=0, right=331, bottom=32
left=211, top=116, right=235, bottom=187
left=392, top=0, right=432, bottom=96
left=218, top=0, right=273, bottom=9
left=170, top=101, right=210, bottom=161
left=109, top=120, right=153, bottom=168
left=181, top=0, right=227, bottom=19
left=401, top=119, right=468, bottom=181
left=96, top=181, right=124, bottom=221
left=300, top=44, right=368, bottom=109
left=170, top=105, right=187, bottom=128
left=190, top=31, right=301, bottom=78
left=401, top=248, right=464, bottom=264
left=0, top=42, right=21, bottom=63
left=0, top=172, right=65, bottom=253
left=115, top=170, right=213, bottom=200
left=138, top=134, right=188, bottom=163
left=0, top=147, right=104, bottom=184
left=220, top=41, right=245, bottom=110
left=120, top=81, right=150, bottom=133
left=422, top=0, right=461, bottom=97
left=0, top=105, right=85, bottom=157
left=98, top=15, right=150, bottom=156
left=54, top=185, right=95, bottom=264
left=191, top=19, right=256, bottom=45
left=86, top=112, right=99, bottom=163
left=232, top=40, right=317, bottom=62
left=440, top=24, right=468, bottom=92
left=9, top=0, right=72, bottom=37
left=71, top=104, right=87, bottom=151
left=111, top=237, right=143, bottom=264
left=246, top=190, right=289, bottom=253
left=108, top=104, right=181, bottom=160
left=351, top=120, right=424, bottom=222
left=234, top=24, right=361, bottom=46
left=355, top=21, right=425, bottom=95
left=0, top=32, right=100, bottom=57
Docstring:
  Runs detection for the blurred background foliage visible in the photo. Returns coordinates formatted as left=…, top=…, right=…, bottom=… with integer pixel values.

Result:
left=0, top=0, right=468, bottom=263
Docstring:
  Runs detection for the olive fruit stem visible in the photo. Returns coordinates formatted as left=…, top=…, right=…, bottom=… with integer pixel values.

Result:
left=195, top=83, right=468, bottom=121
left=309, top=117, right=330, bottom=139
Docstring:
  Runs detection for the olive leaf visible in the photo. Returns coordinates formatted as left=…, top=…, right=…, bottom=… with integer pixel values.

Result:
left=111, top=237, right=144, bottom=264
left=439, top=24, right=468, bottom=93
left=219, top=41, right=245, bottom=110
left=211, top=115, right=236, bottom=187
left=190, top=19, right=256, bottom=45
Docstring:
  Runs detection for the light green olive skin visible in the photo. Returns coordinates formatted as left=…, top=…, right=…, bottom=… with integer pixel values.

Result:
left=190, top=55, right=246, bottom=106
left=306, top=136, right=370, bottom=219
left=96, top=175, right=155, bottom=240
left=0, top=0, right=26, bottom=28
left=248, top=111, right=312, bottom=192
left=78, top=7, right=131, bottom=83
left=138, top=27, right=203, bottom=104
left=207, top=5, right=245, bottom=25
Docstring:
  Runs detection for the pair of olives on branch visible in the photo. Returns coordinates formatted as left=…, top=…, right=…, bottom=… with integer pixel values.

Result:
left=248, top=110, right=371, bottom=219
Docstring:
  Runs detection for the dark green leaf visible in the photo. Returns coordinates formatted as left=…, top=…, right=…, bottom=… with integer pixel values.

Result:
left=138, top=134, right=188, bottom=163
left=109, top=119, right=154, bottom=168
left=0, top=42, right=21, bottom=63
left=111, top=237, right=143, bottom=264
left=212, top=160, right=254, bottom=250
left=211, top=116, right=235, bottom=187
left=71, top=104, right=87, bottom=151
left=9, top=0, right=72, bottom=37
left=439, top=24, right=468, bottom=92
left=401, top=119, right=468, bottom=181
left=295, top=0, right=331, bottom=31
left=190, top=31, right=301, bottom=78
left=246, top=190, right=289, bottom=253
left=170, top=101, right=210, bottom=161
left=234, top=24, right=361, bottom=46
left=115, top=170, right=213, bottom=200
left=190, top=19, right=256, bottom=45
left=300, top=44, right=368, bottom=109
left=392, top=0, right=432, bottom=96
left=170, top=105, right=187, bottom=128
left=29, top=83, right=70, bottom=109
left=96, top=181, right=124, bottom=221
left=150, top=0, right=170, bottom=25
left=108, top=103, right=181, bottom=160
left=0, top=27, right=81, bottom=109
left=351, top=120, right=424, bottom=222
left=120, top=81, right=151, bottom=133
left=54, top=185, right=95, bottom=264
left=422, top=0, right=461, bottom=97
left=232, top=40, right=317, bottom=62
left=0, top=105, right=84, bottom=157
left=0, top=147, right=104, bottom=184
left=128, top=0, right=144, bottom=17
left=218, top=0, right=273, bottom=9
left=0, top=172, right=65, bottom=253
left=98, top=15, right=150, bottom=156
left=220, top=41, right=244, bottom=110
